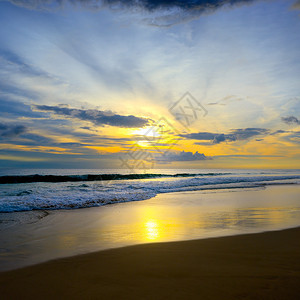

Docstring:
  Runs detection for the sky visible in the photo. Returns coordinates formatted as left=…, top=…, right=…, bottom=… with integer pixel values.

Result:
left=0, top=0, right=300, bottom=169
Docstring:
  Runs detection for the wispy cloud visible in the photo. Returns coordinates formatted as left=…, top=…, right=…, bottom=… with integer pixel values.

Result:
left=279, top=131, right=300, bottom=144
left=33, top=104, right=151, bottom=128
left=206, top=95, right=244, bottom=106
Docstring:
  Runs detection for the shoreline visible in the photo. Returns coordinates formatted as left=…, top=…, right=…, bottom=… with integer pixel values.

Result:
left=1, top=226, right=300, bottom=299
left=1, top=184, right=300, bottom=272
left=1, top=172, right=299, bottom=212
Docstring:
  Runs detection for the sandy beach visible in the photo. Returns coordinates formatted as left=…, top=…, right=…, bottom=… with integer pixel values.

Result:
left=1, top=226, right=300, bottom=299
left=1, top=185, right=300, bottom=272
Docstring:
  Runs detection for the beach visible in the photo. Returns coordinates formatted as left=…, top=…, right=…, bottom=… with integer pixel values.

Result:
left=1, top=226, right=300, bottom=299
left=1, top=184, right=300, bottom=271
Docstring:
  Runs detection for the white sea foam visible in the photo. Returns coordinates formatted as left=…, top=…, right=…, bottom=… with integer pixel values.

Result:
left=0, top=172, right=299, bottom=212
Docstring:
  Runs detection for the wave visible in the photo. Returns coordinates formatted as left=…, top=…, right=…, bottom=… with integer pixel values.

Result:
left=0, top=172, right=230, bottom=184
left=0, top=174, right=299, bottom=212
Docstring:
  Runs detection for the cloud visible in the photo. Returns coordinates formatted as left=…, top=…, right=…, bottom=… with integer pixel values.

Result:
left=181, top=132, right=216, bottom=140
left=0, top=122, right=27, bottom=137
left=33, top=104, right=150, bottom=128
left=292, top=0, right=300, bottom=10
left=102, top=0, right=256, bottom=11
left=271, top=130, right=288, bottom=135
left=230, top=128, right=269, bottom=139
left=280, top=131, right=300, bottom=144
left=181, top=128, right=269, bottom=144
left=206, top=95, right=244, bottom=106
left=3, top=0, right=259, bottom=26
left=281, top=116, right=300, bottom=125
left=2, top=0, right=299, bottom=29
left=1, top=0, right=258, bottom=10
left=80, top=126, right=92, bottom=130
left=0, top=96, right=44, bottom=119
left=214, top=154, right=283, bottom=158
left=206, top=102, right=221, bottom=106
left=158, top=151, right=210, bottom=162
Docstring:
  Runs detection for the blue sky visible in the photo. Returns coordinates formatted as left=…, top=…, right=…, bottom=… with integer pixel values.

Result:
left=0, top=0, right=300, bottom=169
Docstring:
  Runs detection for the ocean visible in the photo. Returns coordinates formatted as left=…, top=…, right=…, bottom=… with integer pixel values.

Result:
left=0, top=168, right=299, bottom=212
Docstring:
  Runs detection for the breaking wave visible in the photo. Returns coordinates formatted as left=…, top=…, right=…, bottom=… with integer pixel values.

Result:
left=0, top=173, right=299, bottom=212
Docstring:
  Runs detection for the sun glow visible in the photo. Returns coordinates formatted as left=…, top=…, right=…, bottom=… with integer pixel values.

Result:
left=131, top=127, right=162, bottom=139
left=144, top=219, right=160, bottom=240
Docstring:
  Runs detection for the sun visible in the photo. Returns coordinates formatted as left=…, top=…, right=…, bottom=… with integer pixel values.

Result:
left=131, top=127, right=162, bottom=139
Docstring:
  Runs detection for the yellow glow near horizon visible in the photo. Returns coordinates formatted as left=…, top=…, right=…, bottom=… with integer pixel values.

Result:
left=135, top=140, right=151, bottom=148
left=131, top=127, right=161, bottom=139
left=0, top=155, right=47, bottom=162
left=0, top=144, right=80, bottom=155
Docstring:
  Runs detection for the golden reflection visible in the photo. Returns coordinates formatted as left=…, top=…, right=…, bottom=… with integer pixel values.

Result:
left=144, top=219, right=160, bottom=240
left=138, top=206, right=189, bottom=242
left=59, top=234, right=77, bottom=248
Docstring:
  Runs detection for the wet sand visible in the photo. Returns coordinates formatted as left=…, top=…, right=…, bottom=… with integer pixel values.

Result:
left=1, top=227, right=300, bottom=299
left=1, top=185, right=300, bottom=272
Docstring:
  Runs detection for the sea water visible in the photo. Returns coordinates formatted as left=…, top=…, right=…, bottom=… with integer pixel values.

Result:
left=0, top=168, right=299, bottom=212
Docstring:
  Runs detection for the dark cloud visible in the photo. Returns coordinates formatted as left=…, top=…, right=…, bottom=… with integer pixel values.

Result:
left=281, top=116, right=300, bottom=125
left=3, top=0, right=259, bottom=26
left=80, top=126, right=92, bottom=130
left=230, top=128, right=269, bottom=139
left=213, top=133, right=226, bottom=143
left=103, top=0, right=256, bottom=11
left=0, top=122, right=27, bottom=138
left=4, top=0, right=300, bottom=26
left=271, top=130, right=288, bottom=135
left=17, top=0, right=300, bottom=13
left=158, top=151, right=210, bottom=161
left=33, top=104, right=150, bottom=128
left=181, top=128, right=269, bottom=144
left=2, top=0, right=257, bottom=10
left=292, top=0, right=300, bottom=10
left=180, top=132, right=216, bottom=140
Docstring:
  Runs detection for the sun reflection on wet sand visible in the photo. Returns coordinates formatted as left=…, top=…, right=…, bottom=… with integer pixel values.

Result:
left=144, top=220, right=159, bottom=240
